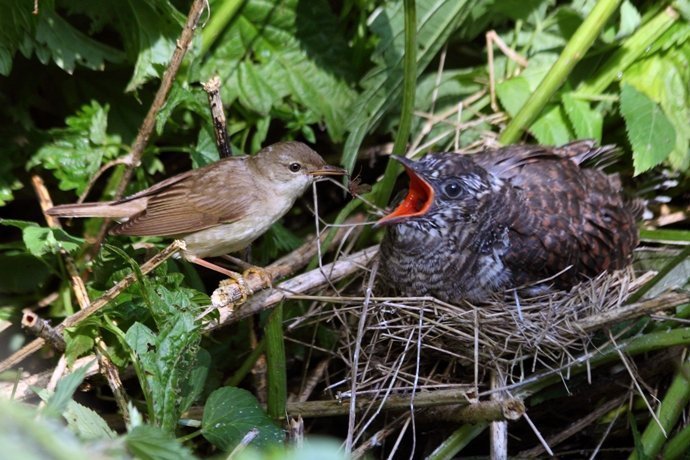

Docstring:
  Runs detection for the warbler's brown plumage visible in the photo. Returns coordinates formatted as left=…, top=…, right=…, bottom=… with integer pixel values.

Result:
left=47, top=141, right=345, bottom=260
left=378, top=140, right=640, bottom=302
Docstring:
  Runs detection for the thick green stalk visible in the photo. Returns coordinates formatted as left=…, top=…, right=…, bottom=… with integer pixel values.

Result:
left=373, top=0, right=418, bottom=209
left=663, top=420, right=690, bottom=460
left=265, top=304, right=287, bottom=420
left=626, top=245, right=690, bottom=304
left=630, top=355, right=690, bottom=460
left=200, top=0, right=246, bottom=56
left=515, top=327, right=690, bottom=398
left=576, top=6, right=679, bottom=96
left=499, top=0, right=622, bottom=144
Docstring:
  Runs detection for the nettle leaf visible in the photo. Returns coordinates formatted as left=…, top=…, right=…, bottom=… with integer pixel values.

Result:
left=28, top=101, right=123, bottom=194
left=63, top=400, right=117, bottom=441
left=530, top=104, right=574, bottom=146
left=201, top=387, right=283, bottom=451
left=620, top=84, right=675, bottom=175
left=125, top=424, right=194, bottom=460
left=34, top=8, right=124, bottom=74
left=40, top=362, right=95, bottom=419
left=200, top=0, right=357, bottom=141
left=617, top=0, right=641, bottom=39
left=0, top=1, right=34, bottom=76
left=125, top=310, right=202, bottom=432
left=1, top=220, right=84, bottom=257
left=624, top=54, right=690, bottom=171
left=561, top=92, right=602, bottom=141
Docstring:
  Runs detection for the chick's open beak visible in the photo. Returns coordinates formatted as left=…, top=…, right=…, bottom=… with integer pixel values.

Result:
left=377, top=155, right=434, bottom=225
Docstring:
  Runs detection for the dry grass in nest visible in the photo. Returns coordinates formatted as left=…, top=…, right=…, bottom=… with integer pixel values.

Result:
left=289, top=261, right=654, bottom=398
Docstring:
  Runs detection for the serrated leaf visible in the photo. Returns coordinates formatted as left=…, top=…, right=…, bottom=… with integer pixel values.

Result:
left=34, top=8, right=124, bottom=74
left=125, top=309, right=202, bottom=432
left=202, top=387, right=283, bottom=451
left=0, top=399, right=98, bottom=460
left=624, top=54, right=690, bottom=171
left=529, top=104, right=574, bottom=146
left=63, top=400, right=117, bottom=441
left=125, top=424, right=195, bottom=460
left=28, top=101, right=123, bottom=194
left=617, top=0, right=641, bottom=39
left=42, top=362, right=96, bottom=419
left=620, top=84, right=675, bottom=174
left=561, top=93, right=602, bottom=141
left=496, top=76, right=531, bottom=116
left=200, top=0, right=356, bottom=141
left=1, top=220, right=84, bottom=257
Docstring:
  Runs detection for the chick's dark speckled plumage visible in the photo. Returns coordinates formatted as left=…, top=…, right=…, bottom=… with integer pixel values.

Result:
left=378, top=140, right=640, bottom=303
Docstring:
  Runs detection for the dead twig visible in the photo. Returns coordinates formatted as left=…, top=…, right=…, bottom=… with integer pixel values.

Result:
left=91, top=0, right=208, bottom=255
left=202, top=75, right=231, bottom=158
left=0, top=241, right=185, bottom=374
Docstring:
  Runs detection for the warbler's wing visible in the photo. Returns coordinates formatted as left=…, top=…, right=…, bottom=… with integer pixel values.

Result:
left=111, top=157, right=256, bottom=237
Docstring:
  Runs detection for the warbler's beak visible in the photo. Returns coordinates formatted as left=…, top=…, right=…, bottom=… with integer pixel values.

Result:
left=377, top=155, right=435, bottom=226
left=309, top=164, right=347, bottom=178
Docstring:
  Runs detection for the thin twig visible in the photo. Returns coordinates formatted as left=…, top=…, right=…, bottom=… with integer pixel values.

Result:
left=0, top=241, right=185, bottom=373
left=92, top=0, right=208, bottom=254
left=202, top=75, right=231, bottom=158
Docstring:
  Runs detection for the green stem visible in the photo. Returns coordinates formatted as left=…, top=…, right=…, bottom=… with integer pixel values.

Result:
left=224, top=339, right=266, bottom=388
left=576, top=6, right=679, bottom=96
left=630, top=354, right=690, bottom=460
left=626, top=245, right=690, bottom=304
left=499, top=0, right=622, bottom=144
left=515, top=327, right=690, bottom=398
left=265, top=303, right=286, bottom=420
left=373, top=0, right=418, bottom=209
left=663, top=419, right=690, bottom=460
left=426, top=423, right=488, bottom=460
left=200, top=0, right=246, bottom=56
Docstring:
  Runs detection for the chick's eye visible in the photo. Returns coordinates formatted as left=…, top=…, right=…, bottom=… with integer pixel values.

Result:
left=443, top=180, right=463, bottom=198
left=289, top=162, right=302, bottom=172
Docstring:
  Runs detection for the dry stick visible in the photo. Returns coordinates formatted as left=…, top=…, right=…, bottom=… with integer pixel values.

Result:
left=32, top=176, right=91, bottom=309
left=21, top=310, right=65, bottom=352
left=285, top=391, right=524, bottom=421
left=490, top=372, right=508, bottom=460
left=518, top=394, right=627, bottom=458
left=0, top=240, right=185, bottom=374
left=91, top=0, right=207, bottom=254
left=577, top=291, right=690, bottom=332
left=202, top=75, right=231, bottom=158
left=207, top=245, right=377, bottom=329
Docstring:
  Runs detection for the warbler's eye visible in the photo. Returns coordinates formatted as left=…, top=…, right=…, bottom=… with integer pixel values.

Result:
left=443, top=180, right=463, bottom=198
left=289, top=162, right=302, bottom=173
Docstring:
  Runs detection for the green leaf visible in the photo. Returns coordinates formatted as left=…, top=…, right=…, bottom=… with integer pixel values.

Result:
left=63, top=400, right=117, bottom=441
left=1, top=220, right=85, bottom=257
left=342, top=0, right=472, bottom=171
left=561, top=92, right=602, bottom=141
left=0, top=398, right=101, bottom=460
left=28, top=101, right=123, bottom=194
left=202, top=387, right=284, bottom=451
left=64, top=320, right=101, bottom=366
left=125, top=306, right=202, bottom=432
left=42, top=362, right=95, bottom=418
left=529, top=104, right=574, bottom=146
left=125, top=424, right=195, bottom=460
left=617, top=0, right=641, bottom=39
left=623, top=53, right=690, bottom=171
left=620, top=84, right=675, bottom=175
left=33, top=7, right=124, bottom=74
left=199, top=0, right=357, bottom=141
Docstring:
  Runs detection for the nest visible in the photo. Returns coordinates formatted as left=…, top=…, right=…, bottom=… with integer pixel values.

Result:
left=289, top=262, right=650, bottom=397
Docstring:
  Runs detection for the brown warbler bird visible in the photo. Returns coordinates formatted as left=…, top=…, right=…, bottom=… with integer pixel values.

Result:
left=377, top=140, right=640, bottom=304
left=47, top=141, right=345, bottom=278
